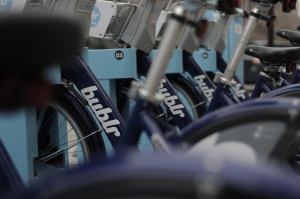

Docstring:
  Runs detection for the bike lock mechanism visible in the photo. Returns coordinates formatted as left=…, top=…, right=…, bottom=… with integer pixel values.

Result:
left=213, top=2, right=274, bottom=87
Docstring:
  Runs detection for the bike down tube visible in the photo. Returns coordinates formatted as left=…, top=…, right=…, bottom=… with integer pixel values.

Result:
left=291, top=67, right=300, bottom=84
left=139, top=110, right=175, bottom=153
left=116, top=98, right=175, bottom=153
left=61, top=55, right=127, bottom=146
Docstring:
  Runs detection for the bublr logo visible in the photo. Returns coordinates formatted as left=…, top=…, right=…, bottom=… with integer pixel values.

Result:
left=91, top=6, right=100, bottom=27
left=0, top=0, right=13, bottom=11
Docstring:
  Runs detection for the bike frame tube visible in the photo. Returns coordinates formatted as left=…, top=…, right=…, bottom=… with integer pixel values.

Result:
left=282, top=79, right=291, bottom=86
left=116, top=99, right=175, bottom=153
left=291, top=67, right=300, bottom=84
left=251, top=70, right=297, bottom=99
left=275, top=73, right=291, bottom=88
left=205, top=83, right=235, bottom=113
left=251, top=75, right=271, bottom=98
left=61, top=56, right=127, bottom=146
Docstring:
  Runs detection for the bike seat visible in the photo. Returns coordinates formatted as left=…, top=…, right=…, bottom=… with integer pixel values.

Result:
left=0, top=15, right=83, bottom=70
left=277, top=29, right=300, bottom=46
left=245, top=45, right=300, bottom=64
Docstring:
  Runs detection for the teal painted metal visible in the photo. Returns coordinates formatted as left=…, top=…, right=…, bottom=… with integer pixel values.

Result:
left=150, top=49, right=184, bottom=74
left=87, top=48, right=138, bottom=79
left=44, top=65, right=61, bottom=84
left=193, top=49, right=217, bottom=72
left=0, top=63, right=60, bottom=183
left=100, top=80, right=117, bottom=105
left=0, top=108, right=37, bottom=183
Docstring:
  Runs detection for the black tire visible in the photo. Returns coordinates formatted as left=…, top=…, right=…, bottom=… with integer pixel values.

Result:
left=35, top=85, right=105, bottom=176
left=39, top=173, right=196, bottom=199
left=10, top=155, right=300, bottom=199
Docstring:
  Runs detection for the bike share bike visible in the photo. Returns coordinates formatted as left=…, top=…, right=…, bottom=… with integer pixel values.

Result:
left=28, top=0, right=300, bottom=178
left=1, top=5, right=300, bottom=199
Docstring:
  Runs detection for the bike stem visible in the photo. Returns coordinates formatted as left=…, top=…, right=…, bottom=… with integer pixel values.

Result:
left=214, top=3, right=273, bottom=86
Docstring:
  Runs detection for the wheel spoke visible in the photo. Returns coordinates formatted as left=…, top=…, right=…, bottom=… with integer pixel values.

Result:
left=36, top=130, right=101, bottom=167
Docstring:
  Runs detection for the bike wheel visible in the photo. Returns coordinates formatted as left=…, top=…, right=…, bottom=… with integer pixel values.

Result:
left=35, top=85, right=105, bottom=176
left=170, top=79, right=203, bottom=120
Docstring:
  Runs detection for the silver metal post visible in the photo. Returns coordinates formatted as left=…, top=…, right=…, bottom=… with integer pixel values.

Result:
left=222, top=15, right=258, bottom=81
left=139, top=5, right=186, bottom=100
left=215, top=4, right=273, bottom=85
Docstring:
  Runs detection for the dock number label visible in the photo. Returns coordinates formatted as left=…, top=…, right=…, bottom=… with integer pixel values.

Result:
left=115, top=51, right=124, bottom=60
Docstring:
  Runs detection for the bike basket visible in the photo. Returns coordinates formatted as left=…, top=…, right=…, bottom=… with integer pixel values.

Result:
left=89, top=1, right=136, bottom=39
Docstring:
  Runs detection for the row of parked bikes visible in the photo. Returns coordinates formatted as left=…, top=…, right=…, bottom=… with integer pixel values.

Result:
left=2, top=0, right=300, bottom=198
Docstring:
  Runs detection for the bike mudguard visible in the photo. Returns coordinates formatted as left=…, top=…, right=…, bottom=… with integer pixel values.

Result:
left=260, top=84, right=300, bottom=98
left=179, top=98, right=300, bottom=164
